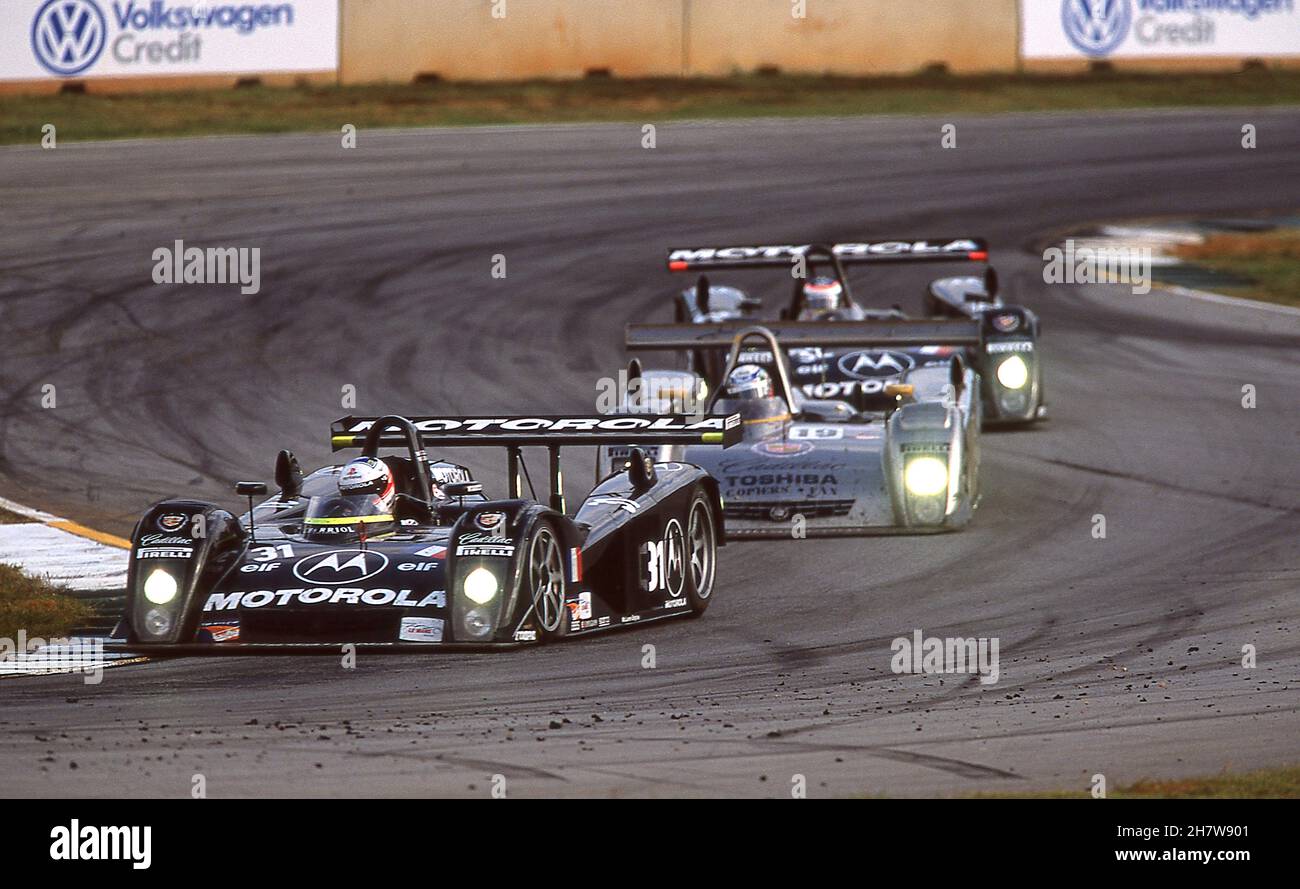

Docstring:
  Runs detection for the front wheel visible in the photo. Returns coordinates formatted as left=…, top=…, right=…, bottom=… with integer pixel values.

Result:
left=684, top=490, right=717, bottom=615
left=526, top=524, right=568, bottom=641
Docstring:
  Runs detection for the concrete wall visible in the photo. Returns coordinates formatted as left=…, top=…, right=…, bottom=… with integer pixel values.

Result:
left=685, top=0, right=1018, bottom=76
left=5, top=0, right=1292, bottom=93
left=341, top=0, right=687, bottom=83
left=339, top=0, right=1021, bottom=84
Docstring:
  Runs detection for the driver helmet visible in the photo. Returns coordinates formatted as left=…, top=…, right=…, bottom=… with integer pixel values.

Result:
left=338, top=456, right=397, bottom=514
left=802, top=277, right=844, bottom=315
left=724, top=364, right=773, bottom=401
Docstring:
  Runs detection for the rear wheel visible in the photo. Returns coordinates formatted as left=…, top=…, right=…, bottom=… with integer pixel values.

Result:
left=684, top=491, right=717, bottom=615
left=527, top=525, right=567, bottom=641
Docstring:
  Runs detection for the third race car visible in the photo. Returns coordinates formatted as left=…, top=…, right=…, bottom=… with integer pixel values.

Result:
left=664, top=238, right=1046, bottom=426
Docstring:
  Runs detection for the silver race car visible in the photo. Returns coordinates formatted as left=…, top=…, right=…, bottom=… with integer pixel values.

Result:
left=600, top=322, right=983, bottom=537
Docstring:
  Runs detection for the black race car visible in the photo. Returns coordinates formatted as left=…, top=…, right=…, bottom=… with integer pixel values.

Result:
left=109, top=413, right=740, bottom=652
left=665, top=239, right=1046, bottom=426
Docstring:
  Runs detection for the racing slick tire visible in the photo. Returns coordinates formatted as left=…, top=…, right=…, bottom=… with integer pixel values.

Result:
left=684, top=488, right=718, bottom=616
left=526, top=522, right=569, bottom=642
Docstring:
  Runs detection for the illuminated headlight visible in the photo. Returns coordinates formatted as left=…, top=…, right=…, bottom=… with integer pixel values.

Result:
left=904, top=456, right=949, bottom=498
left=143, top=568, right=178, bottom=605
left=996, top=355, right=1029, bottom=390
left=463, top=606, right=495, bottom=639
left=463, top=567, right=499, bottom=605
left=144, top=608, right=172, bottom=636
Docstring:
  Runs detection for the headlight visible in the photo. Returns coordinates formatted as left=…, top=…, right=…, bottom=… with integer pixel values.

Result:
left=144, top=608, right=172, bottom=636
left=462, top=606, right=495, bottom=639
left=463, top=567, right=499, bottom=605
left=996, top=355, right=1029, bottom=390
left=143, top=568, right=178, bottom=605
left=904, top=456, right=948, bottom=497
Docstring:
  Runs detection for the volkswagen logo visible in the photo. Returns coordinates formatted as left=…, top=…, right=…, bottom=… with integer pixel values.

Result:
left=837, top=350, right=915, bottom=379
left=292, top=550, right=390, bottom=586
left=31, top=0, right=107, bottom=77
left=1061, top=0, right=1131, bottom=58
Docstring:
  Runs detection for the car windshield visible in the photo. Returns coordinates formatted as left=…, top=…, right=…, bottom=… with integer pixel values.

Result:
left=302, top=493, right=395, bottom=540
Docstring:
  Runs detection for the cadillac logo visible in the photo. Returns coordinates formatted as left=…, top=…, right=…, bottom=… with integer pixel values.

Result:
left=157, top=513, right=188, bottom=533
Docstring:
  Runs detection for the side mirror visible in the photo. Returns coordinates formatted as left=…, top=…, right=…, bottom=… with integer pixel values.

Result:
left=394, top=493, right=434, bottom=524
left=274, top=449, right=303, bottom=498
left=983, top=266, right=1000, bottom=299
left=444, top=481, right=483, bottom=498
left=235, top=481, right=268, bottom=496
left=627, top=447, right=656, bottom=490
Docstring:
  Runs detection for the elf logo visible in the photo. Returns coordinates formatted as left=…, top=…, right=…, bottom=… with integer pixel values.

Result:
left=49, top=819, right=151, bottom=869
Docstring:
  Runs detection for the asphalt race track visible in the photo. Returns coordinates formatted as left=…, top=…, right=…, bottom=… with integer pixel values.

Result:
left=1, top=109, right=1297, bottom=797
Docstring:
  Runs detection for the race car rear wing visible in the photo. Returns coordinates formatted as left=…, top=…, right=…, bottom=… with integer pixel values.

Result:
left=331, top=413, right=741, bottom=512
left=666, top=239, right=988, bottom=272
left=626, top=319, right=983, bottom=351
left=330, top=414, right=743, bottom=451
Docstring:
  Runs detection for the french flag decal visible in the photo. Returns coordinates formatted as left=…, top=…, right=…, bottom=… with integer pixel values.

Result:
left=570, top=548, right=583, bottom=583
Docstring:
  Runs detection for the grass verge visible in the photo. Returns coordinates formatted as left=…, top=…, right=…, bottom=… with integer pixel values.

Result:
left=1169, top=229, right=1300, bottom=308
left=973, top=765, right=1300, bottom=798
left=0, top=563, right=93, bottom=640
left=1, top=69, right=1298, bottom=144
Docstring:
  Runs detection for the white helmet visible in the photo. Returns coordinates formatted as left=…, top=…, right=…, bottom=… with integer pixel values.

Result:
left=724, top=364, right=774, bottom=401
left=338, top=456, right=396, bottom=513
left=802, top=277, right=844, bottom=315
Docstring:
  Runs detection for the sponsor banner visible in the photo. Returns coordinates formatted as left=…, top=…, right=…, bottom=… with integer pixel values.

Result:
left=1022, top=0, right=1300, bottom=59
left=398, top=616, right=443, bottom=643
left=2, top=0, right=338, bottom=81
